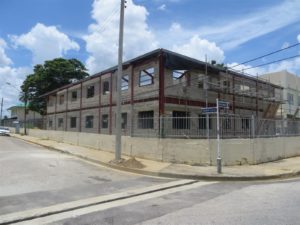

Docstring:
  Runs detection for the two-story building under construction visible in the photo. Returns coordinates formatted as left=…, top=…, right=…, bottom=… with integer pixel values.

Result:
left=43, top=49, right=283, bottom=138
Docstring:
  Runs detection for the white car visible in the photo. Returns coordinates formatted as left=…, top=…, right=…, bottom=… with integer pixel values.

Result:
left=0, top=127, right=10, bottom=136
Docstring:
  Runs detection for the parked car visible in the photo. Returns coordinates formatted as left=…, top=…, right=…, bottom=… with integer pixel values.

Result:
left=0, top=127, right=10, bottom=136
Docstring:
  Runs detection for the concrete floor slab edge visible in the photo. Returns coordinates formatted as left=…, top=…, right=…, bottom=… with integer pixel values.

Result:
left=11, top=135, right=300, bottom=181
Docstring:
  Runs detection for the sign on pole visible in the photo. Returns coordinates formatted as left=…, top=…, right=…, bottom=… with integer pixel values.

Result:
left=218, top=100, right=229, bottom=109
left=201, top=107, right=217, bottom=114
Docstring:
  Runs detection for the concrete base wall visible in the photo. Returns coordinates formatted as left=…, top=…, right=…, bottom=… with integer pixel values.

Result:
left=17, top=128, right=300, bottom=166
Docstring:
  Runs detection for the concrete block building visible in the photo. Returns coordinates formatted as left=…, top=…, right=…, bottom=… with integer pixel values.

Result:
left=43, top=49, right=283, bottom=138
left=4, top=104, right=43, bottom=128
left=261, top=70, right=300, bottom=119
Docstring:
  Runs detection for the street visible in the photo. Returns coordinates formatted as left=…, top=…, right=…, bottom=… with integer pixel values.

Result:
left=1, top=136, right=300, bottom=225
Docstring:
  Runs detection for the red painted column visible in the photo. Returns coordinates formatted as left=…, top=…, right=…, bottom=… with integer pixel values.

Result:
left=158, top=51, right=165, bottom=117
left=158, top=51, right=165, bottom=137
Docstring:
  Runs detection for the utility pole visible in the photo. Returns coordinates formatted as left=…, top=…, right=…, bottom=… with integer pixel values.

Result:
left=24, top=96, right=27, bottom=135
left=0, top=98, right=3, bottom=126
left=216, top=98, right=222, bottom=173
left=115, top=0, right=125, bottom=161
left=205, top=54, right=209, bottom=139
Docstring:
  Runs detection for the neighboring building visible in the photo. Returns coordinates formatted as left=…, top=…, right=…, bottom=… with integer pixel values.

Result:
left=261, top=70, right=300, bottom=119
left=7, top=104, right=42, bottom=121
left=4, top=104, right=43, bottom=128
left=42, top=49, right=283, bottom=137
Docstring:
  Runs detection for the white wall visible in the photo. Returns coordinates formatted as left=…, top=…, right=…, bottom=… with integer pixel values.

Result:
left=18, top=129, right=300, bottom=166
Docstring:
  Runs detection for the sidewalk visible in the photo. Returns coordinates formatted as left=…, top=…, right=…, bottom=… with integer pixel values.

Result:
left=11, top=134, right=300, bottom=181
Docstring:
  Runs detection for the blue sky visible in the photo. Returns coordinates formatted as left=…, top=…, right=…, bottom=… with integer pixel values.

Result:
left=1, top=0, right=300, bottom=115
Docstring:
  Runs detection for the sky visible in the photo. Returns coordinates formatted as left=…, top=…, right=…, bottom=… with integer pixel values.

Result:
left=1, top=0, right=300, bottom=115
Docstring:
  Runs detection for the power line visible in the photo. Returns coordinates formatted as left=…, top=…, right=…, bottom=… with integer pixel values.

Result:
left=229, top=42, right=300, bottom=69
left=241, top=54, right=300, bottom=71
left=91, top=3, right=120, bottom=36
left=97, top=6, right=120, bottom=34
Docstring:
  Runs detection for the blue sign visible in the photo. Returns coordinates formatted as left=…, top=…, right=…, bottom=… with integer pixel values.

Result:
left=218, top=100, right=229, bottom=109
left=202, top=107, right=217, bottom=114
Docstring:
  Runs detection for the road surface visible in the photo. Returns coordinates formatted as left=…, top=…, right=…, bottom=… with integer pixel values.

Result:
left=1, top=136, right=300, bottom=225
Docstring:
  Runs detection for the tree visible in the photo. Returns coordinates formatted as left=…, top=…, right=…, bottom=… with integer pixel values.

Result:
left=20, top=58, right=89, bottom=115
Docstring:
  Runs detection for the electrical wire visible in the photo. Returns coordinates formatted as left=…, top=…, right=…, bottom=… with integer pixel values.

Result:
left=240, top=54, right=300, bottom=71
left=229, top=42, right=300, bottom=69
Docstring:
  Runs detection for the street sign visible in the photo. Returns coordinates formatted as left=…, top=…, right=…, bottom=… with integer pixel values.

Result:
left=218, top=100, right=229, bottom=109
left=202, top=107, right=217, bottom=114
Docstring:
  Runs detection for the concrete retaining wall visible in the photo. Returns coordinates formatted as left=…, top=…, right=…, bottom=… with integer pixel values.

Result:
left=15, top=128, right=300, bottom=166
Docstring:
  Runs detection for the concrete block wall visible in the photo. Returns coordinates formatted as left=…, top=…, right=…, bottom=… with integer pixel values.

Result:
left=68, top=84, right=81, bottom=110
left=17, top=129, right=300, bottom=166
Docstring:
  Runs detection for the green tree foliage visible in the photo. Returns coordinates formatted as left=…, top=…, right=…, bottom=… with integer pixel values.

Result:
left=20, top=58, right=89, bottom=115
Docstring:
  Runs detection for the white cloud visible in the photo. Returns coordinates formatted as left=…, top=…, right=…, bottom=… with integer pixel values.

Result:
left=160, top=0, right=300, bottom=51
left=173, top=35, right=225, bottom=63
left=0, top=37, right=30, bottom=116
left=84, top=0, right=158, bottom=74
left=169, top=22, right=182, bottom=32
left=158, top=4, right=166, bottom=11
left=281, top=42, right=290, bottom=49
left=198, top=0, right=300, bottom=50
left=0, top=66, right=32, bottom=116
left=11, top=23, right=80, bottom=65
left=297, top=34, right=300, bottom=42
left=0, top=39, right=12, bottom=66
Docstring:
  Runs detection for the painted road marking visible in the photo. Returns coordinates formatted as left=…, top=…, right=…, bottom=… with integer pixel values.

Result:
left=14, top=181, right=215, bottom=225
left=0, top=179, right=213, bottom=225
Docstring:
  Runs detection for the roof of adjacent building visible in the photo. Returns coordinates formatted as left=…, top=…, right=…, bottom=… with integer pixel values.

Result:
left=41, top=48, right=283, bottom=97
left=7, top=103, right=25, bottom=110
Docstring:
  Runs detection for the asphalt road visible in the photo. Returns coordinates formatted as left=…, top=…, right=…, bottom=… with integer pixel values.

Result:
left=0, top=136, right=170, bottom=216
left=1, top=136, right=300, bottom=225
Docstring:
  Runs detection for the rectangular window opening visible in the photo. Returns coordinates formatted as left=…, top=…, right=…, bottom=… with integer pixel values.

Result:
left=241, top=118, right=250, bottom=130
left=223, top=118, right=231, bottom=130
left=85, top=115, right=94, bottom=128
left=121, top=75, right=129, bottom=91
left=102, top=114, right=109, bottom=128
left=59, top=95, right=64, bottom=105
left=121, top=112, right=127, bottom=129
left=71, top=91, right=77, bottom=101
left=288, top=93, right=294, bottom=105
left=87, top=86, right=95, bottom=98
left=58, top=118, right=64, bottom=128
left=172, top=111, right=190, bottom=129
left=70, top=117, right=77, bottom=128
left=138, top=111, right=154, bottom=129
left=139, top=67, right=154, bottom=86
left=198, top=115, right=212, bottom=130
left=103, top=81, right=110, bottom=95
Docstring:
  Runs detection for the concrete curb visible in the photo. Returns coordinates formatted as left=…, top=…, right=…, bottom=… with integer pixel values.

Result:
left=12, top=135, right=300, bottom=181
left=0, top=179, right=196, bottom=225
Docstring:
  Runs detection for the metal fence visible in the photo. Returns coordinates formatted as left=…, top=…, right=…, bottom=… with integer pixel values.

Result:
left=5, top=115, right=300, bottom=139
left=131, top=115, right=300, bottom=139
left=2, top=118, right=46, bottom=129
